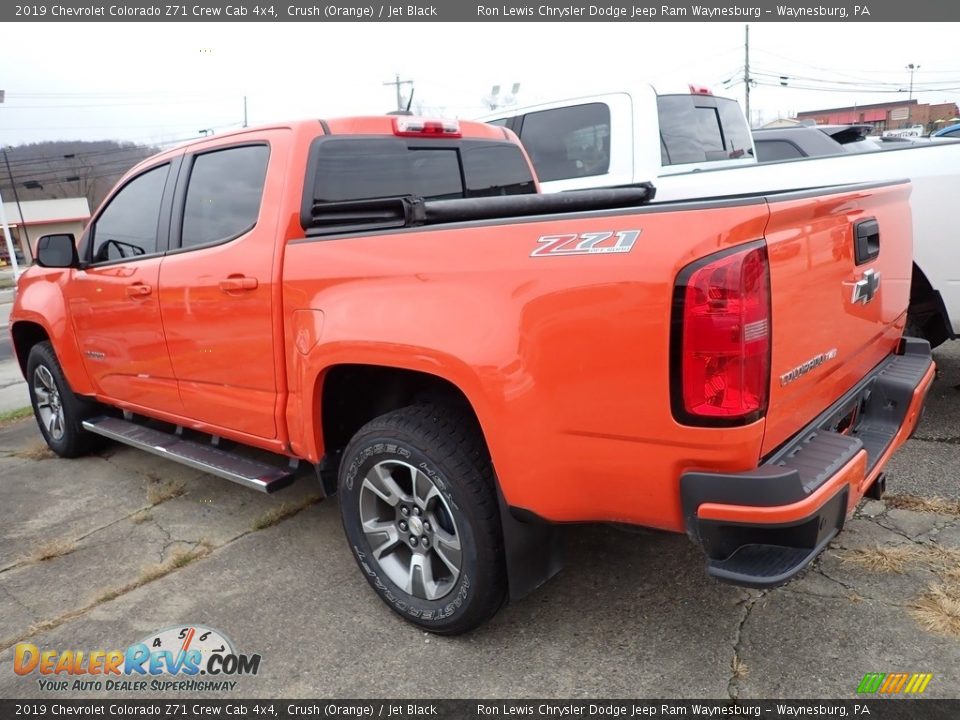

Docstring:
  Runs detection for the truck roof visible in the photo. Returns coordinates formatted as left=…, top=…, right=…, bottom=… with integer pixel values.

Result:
left=129, top=116, right=514, bottom=174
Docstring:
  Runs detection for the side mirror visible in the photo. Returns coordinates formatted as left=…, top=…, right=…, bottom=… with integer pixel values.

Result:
left=36, top=234, right=78, bottom=269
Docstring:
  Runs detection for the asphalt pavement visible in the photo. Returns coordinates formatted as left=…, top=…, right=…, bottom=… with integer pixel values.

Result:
left=0, top=343, right=957, bottom=699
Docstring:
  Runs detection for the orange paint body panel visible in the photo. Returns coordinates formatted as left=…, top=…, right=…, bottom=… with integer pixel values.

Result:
left=10, top=117, right=930, bottom=551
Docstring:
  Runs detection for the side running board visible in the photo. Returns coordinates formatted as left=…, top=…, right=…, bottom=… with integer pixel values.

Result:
left=82, top=416, right=295, bottom=493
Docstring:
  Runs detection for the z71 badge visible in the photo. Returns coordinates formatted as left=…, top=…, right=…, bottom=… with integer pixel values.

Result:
left=531, top=230, right=642, bottom=257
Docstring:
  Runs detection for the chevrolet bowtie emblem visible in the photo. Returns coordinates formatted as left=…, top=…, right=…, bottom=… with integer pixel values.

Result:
left=850, top=269, right=881, bottom=305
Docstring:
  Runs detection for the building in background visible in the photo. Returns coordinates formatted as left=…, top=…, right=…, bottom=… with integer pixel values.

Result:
left=796, top=100, right=960, bottom=135
left=0, top=197, right=90, bottom=265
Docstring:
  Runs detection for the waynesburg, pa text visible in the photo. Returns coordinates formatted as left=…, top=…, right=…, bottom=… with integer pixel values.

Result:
left=475, top=4, right=871, bottom=18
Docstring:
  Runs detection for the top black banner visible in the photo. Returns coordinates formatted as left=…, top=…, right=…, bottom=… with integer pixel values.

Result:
left=5, top=0, right=960, bottom=22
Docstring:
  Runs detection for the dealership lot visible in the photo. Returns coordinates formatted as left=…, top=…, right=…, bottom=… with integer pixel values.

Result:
left=0, top=342, right=958, bottom=699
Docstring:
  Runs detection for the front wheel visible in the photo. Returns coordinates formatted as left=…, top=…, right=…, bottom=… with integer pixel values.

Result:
left=338, top=404, right=506, bottom=634
left=26, top=341, right=102, bottom=458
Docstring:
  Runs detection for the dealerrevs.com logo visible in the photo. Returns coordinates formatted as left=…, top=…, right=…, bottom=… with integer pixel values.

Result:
left=14, top=625, right=261, bottom=693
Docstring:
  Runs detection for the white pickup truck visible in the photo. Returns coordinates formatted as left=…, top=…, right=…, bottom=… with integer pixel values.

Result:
left=480, top=87, right=958, bottom=347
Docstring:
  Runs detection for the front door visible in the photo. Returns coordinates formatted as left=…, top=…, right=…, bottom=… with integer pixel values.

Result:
left=67, top=160, right=183, bottom=415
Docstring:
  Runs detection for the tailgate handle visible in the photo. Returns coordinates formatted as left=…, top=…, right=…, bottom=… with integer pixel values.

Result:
left=854, top=219, right=880, bottom=265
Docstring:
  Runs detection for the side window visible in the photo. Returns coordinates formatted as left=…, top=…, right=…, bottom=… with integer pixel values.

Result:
left=658, top=95, right=752, bottom=166
left=91, top=164, right=169, bottom=263
left=755, top=140, right=806, bottom=162
left=486, top=118, right=509, bottom=127
left=518, top=103, right=611, bottom=182
left=181, top=145, right=270, bottom=249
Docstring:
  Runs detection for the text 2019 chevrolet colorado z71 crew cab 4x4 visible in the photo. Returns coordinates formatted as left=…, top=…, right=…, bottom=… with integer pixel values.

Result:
left=11, top=116, right=934, bottom=633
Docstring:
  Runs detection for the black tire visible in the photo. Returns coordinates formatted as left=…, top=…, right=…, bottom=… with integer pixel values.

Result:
left=338, top=403, right=506, bottom=634
left=26, top=342, right=102, bottom=458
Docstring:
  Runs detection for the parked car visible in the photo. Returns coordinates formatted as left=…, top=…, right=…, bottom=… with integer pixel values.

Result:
left=752, top=124, right=877, bottom=161
left=932, top=123, right=960, bottom=138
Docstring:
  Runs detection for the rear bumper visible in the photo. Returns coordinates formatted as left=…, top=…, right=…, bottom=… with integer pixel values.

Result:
left=680, top=337, right=936, bottom=588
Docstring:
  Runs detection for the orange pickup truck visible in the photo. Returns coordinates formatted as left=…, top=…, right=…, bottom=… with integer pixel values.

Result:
left=10, top=116, right=934, bottom=634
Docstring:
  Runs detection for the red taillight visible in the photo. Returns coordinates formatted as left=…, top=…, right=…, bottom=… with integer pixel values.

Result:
left=392, top=117, right=461, bottom=137
left=672, top=243, right=771, bottom=425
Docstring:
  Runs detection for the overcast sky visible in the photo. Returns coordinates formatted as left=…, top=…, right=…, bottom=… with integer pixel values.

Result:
left=2, top=22, right=959, bottom=148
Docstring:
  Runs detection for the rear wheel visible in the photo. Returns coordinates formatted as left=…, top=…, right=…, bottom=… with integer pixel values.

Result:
left=26, top=342, right=102, bottom=458
left=338, top=404, right=506, bottom=634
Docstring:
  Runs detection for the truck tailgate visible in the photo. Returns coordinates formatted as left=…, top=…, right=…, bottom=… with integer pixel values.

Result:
left=760, top=182, right=913, bottom=456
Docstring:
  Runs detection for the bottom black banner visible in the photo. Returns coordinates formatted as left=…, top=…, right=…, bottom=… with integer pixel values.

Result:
left=0, top=700, right=957, bottom=720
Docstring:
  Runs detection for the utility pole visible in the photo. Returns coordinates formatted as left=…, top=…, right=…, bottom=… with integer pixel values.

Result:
left=906, top=63, right=920, bottom=101
left=0, top=89, right=17, bottom=274
left=906, top=63, right=920, bottom=125
left=243, top=96, right=248, bottom=128
left=744, top=25, right=751, bottom=128
left=2, top=149, right=30, bottom=262
left=383, top=74, right=413, bottom=112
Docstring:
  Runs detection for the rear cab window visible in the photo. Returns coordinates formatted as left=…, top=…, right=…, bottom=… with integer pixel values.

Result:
left=307, top=137, right=535, bottom=203
left=657, top=95, right=753, bottom=167
left=302, top=136, right=536, bottom=234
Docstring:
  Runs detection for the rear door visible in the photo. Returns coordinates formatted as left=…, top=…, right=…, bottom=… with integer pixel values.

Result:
left=158, top=138, right=278, bottom=440
left=760, top=182, right=913, bottom=454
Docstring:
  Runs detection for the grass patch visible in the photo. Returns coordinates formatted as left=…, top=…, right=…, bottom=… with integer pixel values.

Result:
left=730, top=656, right=749, bottom=680
left=131, top=510, right=152, bottom=525
left=885, top=494, right=960, bottom=516
left=94, top=541, right=212, bottom=604
left=839, top=546, right=921, bottom=574
left=28, top=538, right=76, bottom=563
left=252, top=494, right=323, bottom=531
left=147, top=479, right=186, bottom=506
left=840, top=541, right=960, bottom=639
left=140, top=543, right=211, bottom=583
left=0, top=406, right=32, bottom=428
left=839, top=544, right=960, bottom=575
left=16, top=443, right=56, bottom=461
left=911, top=581, right=960, bottom=638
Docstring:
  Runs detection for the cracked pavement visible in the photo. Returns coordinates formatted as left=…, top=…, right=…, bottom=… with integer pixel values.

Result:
left=0, top=342, right=958, bottom=699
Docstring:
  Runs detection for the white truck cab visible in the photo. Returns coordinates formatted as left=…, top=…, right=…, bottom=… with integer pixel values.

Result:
left=477, top=84, right=757, bottom=193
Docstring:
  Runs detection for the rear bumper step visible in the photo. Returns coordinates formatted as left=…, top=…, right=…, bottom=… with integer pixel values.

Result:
left=82, top=416, right=295, bottom=493
left=681, top=337, right=935, bottom=589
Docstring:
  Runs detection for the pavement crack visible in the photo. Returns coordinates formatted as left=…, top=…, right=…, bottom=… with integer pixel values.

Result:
left=727, top=590, right=763, bottom=700
left=0, top=583, right=39, bottom=622
left=151, top=516, right=175, bottom=562
left=0, top=496, right=322, bottom=653
left=815, top=565, right=907, bottom=610
left=0, top=502, right=155, bottom=576
left=911, top=435, right=960, bottom=445
left=874, top=517, right=929, bottom=546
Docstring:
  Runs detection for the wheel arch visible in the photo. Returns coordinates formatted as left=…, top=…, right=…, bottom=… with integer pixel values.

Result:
left=315, top=362, right=562, bottom=602
left=908, top=262, right=954, bottom=348
left=10, top=320, right=50, bottom=377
